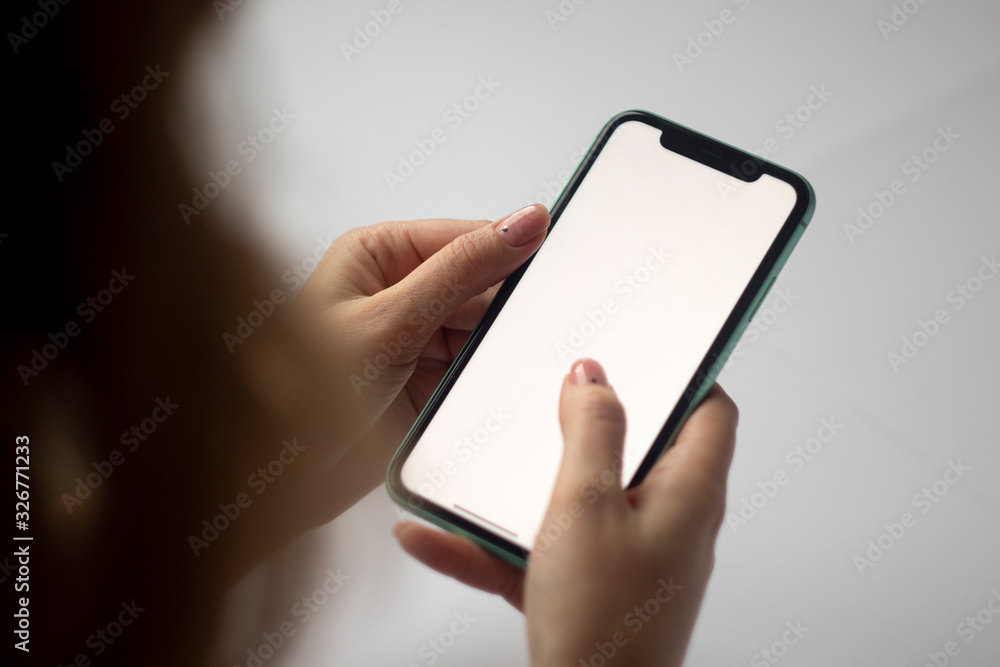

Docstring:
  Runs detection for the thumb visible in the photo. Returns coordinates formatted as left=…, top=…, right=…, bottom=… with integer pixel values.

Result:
left=373, top=204, right=549, bottom=346
left=552, top=358, right=627, bottom=509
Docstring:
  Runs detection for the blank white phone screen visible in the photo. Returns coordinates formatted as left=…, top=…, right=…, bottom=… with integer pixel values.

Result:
left=400, top=120, right=797, bottom=550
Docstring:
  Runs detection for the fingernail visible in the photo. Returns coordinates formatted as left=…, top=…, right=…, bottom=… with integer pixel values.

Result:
left=495, top=204, right=549, bottom=247
left=570, top=358, right=608, bottom=386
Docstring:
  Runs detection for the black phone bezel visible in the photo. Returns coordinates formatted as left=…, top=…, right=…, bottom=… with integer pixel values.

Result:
left=386, top=110, right=814, bottom=567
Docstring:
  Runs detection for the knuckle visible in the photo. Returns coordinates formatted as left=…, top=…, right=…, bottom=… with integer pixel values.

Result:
left=684, top=472, right=728, bottom=533
left=335, top=225, right=367, bottom=250
left=444, top=230, right=491, bottom=277
left=572, top=391, right=626, bottom=430
left=337, top=225, right=379, bottom=267
left=719, top=391, right=739, bottom=424
left=357, top=222, right=393, bottom=257
left=341, top=221, right=395, bottom=258
left=709, top=384, right=740, bottom=425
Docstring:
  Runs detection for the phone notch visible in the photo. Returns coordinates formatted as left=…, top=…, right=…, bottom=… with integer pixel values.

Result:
left=659, top=125, right=764, bottom=183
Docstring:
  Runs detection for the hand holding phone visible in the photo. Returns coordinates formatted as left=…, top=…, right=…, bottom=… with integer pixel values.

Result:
left=388, top=110, right=815, bottom=565
left=396, top=358, right=739, bottom=667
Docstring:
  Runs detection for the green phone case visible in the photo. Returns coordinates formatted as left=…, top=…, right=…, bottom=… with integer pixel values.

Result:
left=387, top=110, right=816, bottom=569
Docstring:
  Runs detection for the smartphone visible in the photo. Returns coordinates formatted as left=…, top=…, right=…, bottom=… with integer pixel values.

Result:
left=386, top=110, right=815, bottom=568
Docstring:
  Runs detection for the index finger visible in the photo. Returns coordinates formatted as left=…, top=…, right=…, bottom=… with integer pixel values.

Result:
left=634, top=385, right=738, bottom=524
left=343, top=217, right=493, bottom=288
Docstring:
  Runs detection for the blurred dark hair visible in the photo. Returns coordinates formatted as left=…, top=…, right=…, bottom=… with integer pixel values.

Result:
left=3, top=2, right=335, bottom=664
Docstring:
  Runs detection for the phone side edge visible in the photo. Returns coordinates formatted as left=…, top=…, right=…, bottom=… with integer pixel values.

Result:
left=628, top=171, right=816, bottom=486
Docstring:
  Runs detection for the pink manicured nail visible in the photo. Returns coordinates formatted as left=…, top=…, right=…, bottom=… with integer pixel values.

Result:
left=495, top=204, right=549, bottom=247
left=570, top=358, right=608, bottom=386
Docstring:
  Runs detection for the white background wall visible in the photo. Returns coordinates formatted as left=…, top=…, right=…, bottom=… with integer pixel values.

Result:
left=178, top=1, right=1000, bottom=665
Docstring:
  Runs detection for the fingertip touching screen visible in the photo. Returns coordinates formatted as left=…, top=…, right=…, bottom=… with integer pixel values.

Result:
left=400, top=120, right=798, bottom=551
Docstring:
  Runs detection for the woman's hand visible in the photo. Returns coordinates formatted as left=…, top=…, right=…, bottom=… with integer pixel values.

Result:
left=395, top=359, right=738, bottom=667
left=291, top=204, right=550, bottom=522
